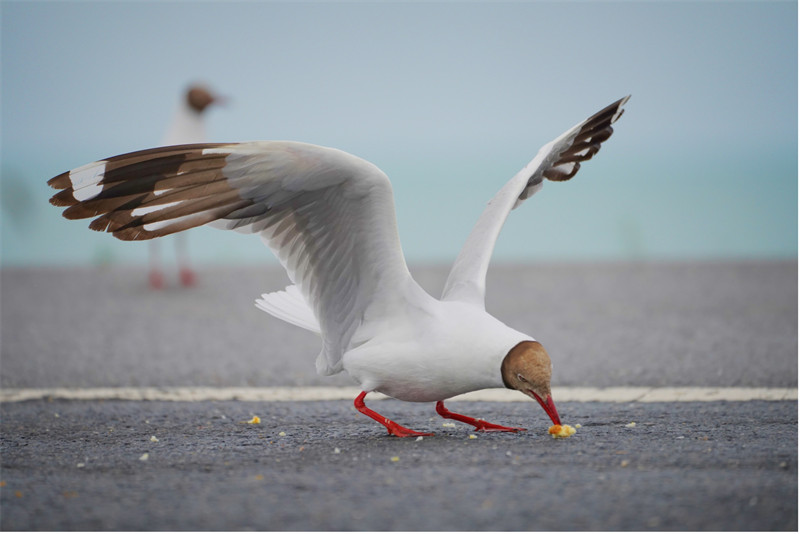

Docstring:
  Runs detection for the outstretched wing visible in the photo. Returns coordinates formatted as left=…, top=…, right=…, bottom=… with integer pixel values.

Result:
left=48, top=140, right=417, bottom=375
left=441, top=96, right=630, bottom=307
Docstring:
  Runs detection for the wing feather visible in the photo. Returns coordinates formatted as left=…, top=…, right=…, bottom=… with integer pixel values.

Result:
left=441, top=96, right=630, bottom=307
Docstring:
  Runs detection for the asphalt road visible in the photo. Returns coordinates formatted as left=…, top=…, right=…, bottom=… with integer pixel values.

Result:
left=2, top=261, right=797, bottom=388
left=1, top=399, right=796, bottom=531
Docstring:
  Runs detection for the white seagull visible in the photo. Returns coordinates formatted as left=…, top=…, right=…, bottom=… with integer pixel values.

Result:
left=49, top=96, right=629, bottom=437
left=150, top=84, right=226, bottom=289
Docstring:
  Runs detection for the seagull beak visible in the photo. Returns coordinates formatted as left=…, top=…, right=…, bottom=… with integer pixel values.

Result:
left=530, top=391, right=561, bottom=426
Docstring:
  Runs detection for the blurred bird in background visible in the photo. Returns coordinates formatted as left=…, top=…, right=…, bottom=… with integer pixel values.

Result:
left=149, top=84, right=225, bottom=289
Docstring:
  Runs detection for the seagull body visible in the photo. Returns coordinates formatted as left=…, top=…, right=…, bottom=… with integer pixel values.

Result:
left=49, top=96, right=629, bottom=436
left=344, top=294, right=532, bottom=403
left=163, top=85, right=221, bottom=146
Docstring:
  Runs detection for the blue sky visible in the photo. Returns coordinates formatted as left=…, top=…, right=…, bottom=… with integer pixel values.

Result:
left=2, top=0, right=797, bottom=266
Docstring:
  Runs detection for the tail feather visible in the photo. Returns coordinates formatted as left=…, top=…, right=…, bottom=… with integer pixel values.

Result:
left=255, top=284, right=321, bottom=334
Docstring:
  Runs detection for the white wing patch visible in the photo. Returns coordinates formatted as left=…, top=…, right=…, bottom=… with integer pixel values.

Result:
left=69, top=161, right=106, bottom=201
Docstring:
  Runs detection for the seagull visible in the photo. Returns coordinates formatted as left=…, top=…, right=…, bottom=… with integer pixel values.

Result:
left=48, top=96, right=629, bottom=437
left=150, top=84, right=225, bottom=289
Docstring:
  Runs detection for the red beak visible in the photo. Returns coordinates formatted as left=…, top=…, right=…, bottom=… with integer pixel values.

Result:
left=531, top=392, right=561, bottom=426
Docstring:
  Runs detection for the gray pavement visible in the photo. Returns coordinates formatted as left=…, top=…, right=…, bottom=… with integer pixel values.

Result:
left=1, top=261, right=797, bottom=530
left=1, top=399, right=796, bottom=530
left=1, top=261, right=797, bottom=388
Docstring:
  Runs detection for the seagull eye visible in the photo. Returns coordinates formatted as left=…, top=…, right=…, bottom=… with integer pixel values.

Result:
left=517, top=373, right=529, bottom=384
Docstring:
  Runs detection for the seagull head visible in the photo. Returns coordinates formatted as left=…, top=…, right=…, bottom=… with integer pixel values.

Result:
left=186, top=85, right=226, bottom=113
left=501, top=341, right=561, bottom=426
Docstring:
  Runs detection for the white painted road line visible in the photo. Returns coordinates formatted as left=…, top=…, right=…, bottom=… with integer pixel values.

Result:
left=0, top=386, right=796, bottom=403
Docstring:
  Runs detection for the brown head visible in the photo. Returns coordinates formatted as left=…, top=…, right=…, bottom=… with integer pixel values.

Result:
left=501, top=341, right=561, bottom=425
left=186, top=85, right=221, bottom=113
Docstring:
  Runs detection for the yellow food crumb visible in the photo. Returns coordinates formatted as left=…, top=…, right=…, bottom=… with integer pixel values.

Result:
left=442, top=422, right=456, bottom=428
left=390, top=456, right=400, bottom=462
left=468, top=434, right=478, bottom=439
left=278, top=431, right=286, bottom=437
left=575, top=424, right=582, bottom=429
left=246, top=416, right=261, bottom=425
left=625, top=422, right=636, bottom=428
left=548, top=424, right=577, bottom=438
left=139, top=453, right=149, bottom=461
left=150, top=435, right=159, bottom=442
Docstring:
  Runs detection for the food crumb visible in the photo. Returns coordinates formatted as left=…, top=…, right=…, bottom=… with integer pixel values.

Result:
left=139, top=453, right=149, bottom=462
left=254, top=474, right=264, bottom=481
left=442, top=422, right=456, bottom=428
left=625, top=422, right=636, bottom=428
left=334, top=448, right=341, bottom=454
left=246, top=416, right=261, bottom=425
left=415, top=436, right=424, bottom=442
left=390, top=456, right=400, bottom=462
left=76, top=463, right=85, bottom=468
left=548, top=424, right=577, bottom=438
left=278, top=431, right=286, bottom=437
left=574, top=424, right=582, bottom=429
left=620, top=459, right=630, bottom=467
left=150, top=435, right=159, bottom=442
left=468, top=434, right=478, bottom=439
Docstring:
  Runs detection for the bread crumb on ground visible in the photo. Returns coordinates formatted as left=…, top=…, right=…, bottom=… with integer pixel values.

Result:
left=548, top=424, right=577, bottom=438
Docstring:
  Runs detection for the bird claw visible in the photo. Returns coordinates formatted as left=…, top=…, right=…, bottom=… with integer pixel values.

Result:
left=435, top=401, right=525, bottom=433
left=355, top=391, right=434, bottom=438
left=473, top=422, right=526, bottom=433
left=386, top=424, right=434, bottom=438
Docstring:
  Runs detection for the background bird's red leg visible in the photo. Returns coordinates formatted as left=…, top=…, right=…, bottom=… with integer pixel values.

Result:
left=435, top=401, right=526, bottom=432
left=354, top=391, right=434, bottom=437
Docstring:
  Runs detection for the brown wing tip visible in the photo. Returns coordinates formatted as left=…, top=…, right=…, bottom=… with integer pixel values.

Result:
left=112, top=227, right=157, bottom=241
left=611, top=95, right=631, bottom=124
left=47, top=171, right=72, bottom=189
left=50, top=188, right=80, bottom=207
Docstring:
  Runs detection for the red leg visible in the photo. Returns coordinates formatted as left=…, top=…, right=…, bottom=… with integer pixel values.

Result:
left=149, top=269, right=165, bottom=290
left=179, top=267, right=197, bottom=287
left=148, top=241, right=164, bottom=290
left=435, top=401, right=526, bottom=433
left=354, top=392, right=433, bottom=438
left=176, top=234, right=197, bottom=287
